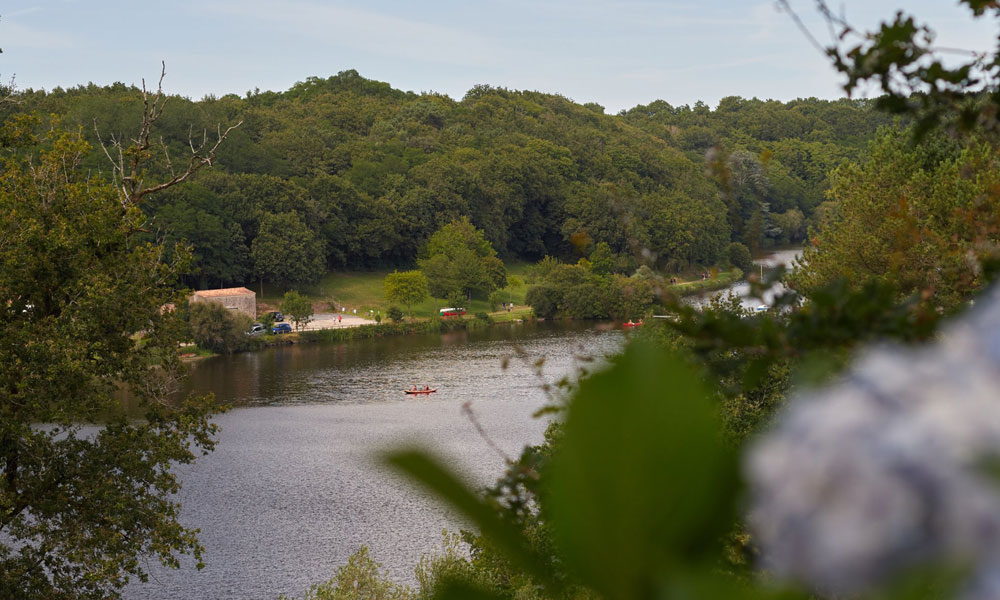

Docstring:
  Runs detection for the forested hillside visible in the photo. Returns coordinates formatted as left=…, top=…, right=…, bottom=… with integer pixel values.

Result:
left=6, top=70, right=893, bottom=289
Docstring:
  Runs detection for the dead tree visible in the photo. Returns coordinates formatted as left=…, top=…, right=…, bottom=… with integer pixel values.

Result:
left=96, top=61, right=242, bottom=205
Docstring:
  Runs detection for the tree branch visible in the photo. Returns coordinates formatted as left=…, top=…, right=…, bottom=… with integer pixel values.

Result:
left=95, top=61, right=242, bottom=205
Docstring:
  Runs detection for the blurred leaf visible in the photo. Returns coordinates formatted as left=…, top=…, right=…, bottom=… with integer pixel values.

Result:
left=546, top=341, right=738, bottom=600
left=658, top=568, right=808, bottom=600
left=858, top=564, right=963, bottom=600
left=384, top=450, right=557, bottom=592
left=432, top=578, right=508, bottom=600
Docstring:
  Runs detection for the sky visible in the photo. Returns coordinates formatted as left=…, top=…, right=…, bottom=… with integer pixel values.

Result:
left=2, top=1, right=997, bottom=113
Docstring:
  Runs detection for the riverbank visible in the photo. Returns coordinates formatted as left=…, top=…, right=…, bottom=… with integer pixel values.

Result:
left=670, top=268, right=743, bottom=297
left=181, top=308, right=535, bottom=360
left=181, top=261, right=748, bottom=361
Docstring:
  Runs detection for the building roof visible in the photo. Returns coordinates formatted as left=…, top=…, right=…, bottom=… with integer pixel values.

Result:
left=192, top=287, right=255, bottom=298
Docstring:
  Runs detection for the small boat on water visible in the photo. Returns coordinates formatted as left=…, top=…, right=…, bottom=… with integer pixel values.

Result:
left=623, top=320, right=644, bottom=327
left=404, top=389, right=437, bottom=395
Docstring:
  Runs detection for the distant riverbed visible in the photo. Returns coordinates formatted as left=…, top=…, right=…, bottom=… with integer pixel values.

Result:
left=126, top=321, right=623, bottom=600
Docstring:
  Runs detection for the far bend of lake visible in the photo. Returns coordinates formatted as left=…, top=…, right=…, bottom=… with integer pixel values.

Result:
left=126, top=321, right=623, bottom=600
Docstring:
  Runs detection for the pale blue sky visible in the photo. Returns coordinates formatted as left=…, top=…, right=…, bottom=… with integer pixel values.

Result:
left=2, top=1, right=996, bottom=112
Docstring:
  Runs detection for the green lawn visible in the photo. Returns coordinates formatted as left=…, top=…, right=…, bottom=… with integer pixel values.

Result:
left=255, top=261, right=741, bottom=319
left=257, top=263, right=533, bottom=319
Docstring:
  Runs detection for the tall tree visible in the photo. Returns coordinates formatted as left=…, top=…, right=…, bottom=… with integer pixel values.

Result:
left=251, top=212, right=326, bottom=290
left=0, top=109, right=226, bottom=596
left=418, top=218, right=506, bottom=300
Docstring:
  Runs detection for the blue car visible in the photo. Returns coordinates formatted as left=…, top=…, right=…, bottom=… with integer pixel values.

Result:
left=272, top=323, right=292, bottom=334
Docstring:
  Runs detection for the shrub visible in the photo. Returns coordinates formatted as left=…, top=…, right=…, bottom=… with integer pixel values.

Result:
left=387, top=306, right=404, bottom=323
left=728, top=242, right=753, bottom=277
left=280, top=546, right=411, bottom=600
left=475, top=312, right=491, bottom=322
left=563, top=283, right=608, bottom=320
left=525, top=284, right=562, bottom=319
left=488, top=290, right=505, bottom=311
left=189, top=302, right=255, bottom=354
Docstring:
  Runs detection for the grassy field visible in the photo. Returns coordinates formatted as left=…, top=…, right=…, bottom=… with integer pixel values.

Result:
left=255, top=261, right=742, bottom=320
left=257, top=263, right=533, bottom=320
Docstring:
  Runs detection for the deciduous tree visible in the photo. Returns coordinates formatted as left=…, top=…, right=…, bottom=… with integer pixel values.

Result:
left=251, top=212, right=326, bottom=290
left=0, top=101, right=228, bottom=597
left=280, top=290, right=315, bottom=330
left=383, top=270, right=429, bottom=319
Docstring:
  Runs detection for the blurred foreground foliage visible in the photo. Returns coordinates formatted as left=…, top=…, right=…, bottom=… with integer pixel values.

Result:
left=288, top=3, right=1000, bottom=599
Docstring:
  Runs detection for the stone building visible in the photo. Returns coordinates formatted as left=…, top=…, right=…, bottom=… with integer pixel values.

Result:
left=190, top=287, right=256, bottom=318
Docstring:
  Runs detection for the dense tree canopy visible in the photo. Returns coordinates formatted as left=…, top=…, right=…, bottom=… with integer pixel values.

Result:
left=418, top=218, right=505, bottom=300
left=0, top=119, right=219, bottom=598
left=789, top=129, right=1000, bottom=309
left=4, top=71, right=894, bottom=289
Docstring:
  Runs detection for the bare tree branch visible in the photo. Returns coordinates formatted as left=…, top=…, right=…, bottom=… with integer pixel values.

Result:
left=95, top=61, right=242, bottom=205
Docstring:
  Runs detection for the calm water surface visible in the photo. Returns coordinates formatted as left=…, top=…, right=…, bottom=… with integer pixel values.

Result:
left=126, top=322, right=622, bottom=600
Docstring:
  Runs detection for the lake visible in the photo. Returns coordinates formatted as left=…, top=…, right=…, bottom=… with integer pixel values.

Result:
left=126, top=322, right=623, bottom=600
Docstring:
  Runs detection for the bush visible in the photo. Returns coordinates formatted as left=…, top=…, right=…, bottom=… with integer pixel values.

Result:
left=525, top=284, right=562, bottom=319
left=445, top=292, right=466, bottom=311
left=387, top=306, right=404, bottom=323
left=488, top=290, right=505, bottom=311
left=475, top=311, right=491, bottom=322
left=728, top=242, right=753, bottom=277
left=280, top=546, right=411, bottom=600
left=189, top=302, right=256, bottom=354
left=563, top=283, right=608, bottom=320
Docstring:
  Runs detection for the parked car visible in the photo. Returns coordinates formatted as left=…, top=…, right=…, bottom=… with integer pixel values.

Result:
left=248, top=323, right=265, bottom=335
left=272, top=323, right=292, bottom=334
left=267, top=311, right=284, bottom=322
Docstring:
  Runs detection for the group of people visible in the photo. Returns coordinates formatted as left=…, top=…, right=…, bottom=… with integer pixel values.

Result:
left=410, top=384, right=432, bottom=391
left=501, top=302, right=515, bottom=312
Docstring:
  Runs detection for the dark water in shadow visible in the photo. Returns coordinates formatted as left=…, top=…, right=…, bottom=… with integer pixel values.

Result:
left=126, top=322, right=622, bottom=600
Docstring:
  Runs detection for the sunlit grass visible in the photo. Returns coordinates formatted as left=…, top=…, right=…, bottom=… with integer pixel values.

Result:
left=257, top=263, right=534, bottom=320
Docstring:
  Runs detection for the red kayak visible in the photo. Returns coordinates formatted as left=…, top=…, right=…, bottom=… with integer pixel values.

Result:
left=623, top=321, right=644, bottom=327
left=404, top=389, right=437, bottom=395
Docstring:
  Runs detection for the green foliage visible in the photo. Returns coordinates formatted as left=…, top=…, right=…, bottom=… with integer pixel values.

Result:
left=809, top=0, right=1000, bottom=139
left=487, top=290, right=505, bottom=311
left=419, top=218, right=505, bottom=300
left=189, top=301, right=256, bottom=354
left=384, top=343, right=786, bottom=600
left=251, top=211, right=326, bottom=289
left=789, top=129, right=1000, bottom=309
left=281, top=546, right=412, bottom=600
left=524, top=257, right=661, bottom=320
left=562, top=283, right=607, bottom=320
left=281, top=290, right=315, bottom=330
left=589, top=241, right=628, bottom=275
left=7, top=76, right=891, bottom=283
left=525, top=285, right=561, bottom=319
left=384, top=270, right=429, bottom=318
left=0, top=125, right=221, bottom=597
left=547, top=343, right=737, bottom=599
left=727, top=242, right=753, bottom=275
left=387, top=306, right=404, bottom=323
